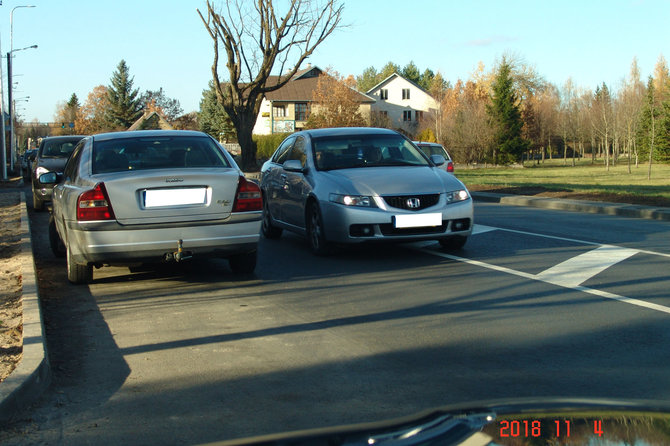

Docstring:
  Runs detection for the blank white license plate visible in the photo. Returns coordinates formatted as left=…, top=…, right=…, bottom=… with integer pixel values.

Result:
left=144, top=188, right=207, bottom=208
left=394, top=213, right=442, bottom=228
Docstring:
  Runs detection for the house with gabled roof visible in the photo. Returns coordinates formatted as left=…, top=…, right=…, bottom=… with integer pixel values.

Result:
left=252, top=65, right=375, bottom=135
left=366, top=73, right=438, bottom=134
left=128, top=110, right=174, bottom=131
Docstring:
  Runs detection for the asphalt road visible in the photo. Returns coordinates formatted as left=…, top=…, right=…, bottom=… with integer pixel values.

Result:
left=2, top=196, right=670, bottom=445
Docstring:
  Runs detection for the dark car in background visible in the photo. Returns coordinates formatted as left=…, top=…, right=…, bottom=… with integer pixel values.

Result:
left=21, top=148, right=38, bottom=181
left=31, top=135, right=86, bottom=210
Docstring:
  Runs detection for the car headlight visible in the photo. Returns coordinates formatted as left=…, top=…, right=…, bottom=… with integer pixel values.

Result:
left=446, top=189, right=470, bottom=203
left=35, top=166, right=49, bottom=177
left=329, top=193, right=373, bottom=207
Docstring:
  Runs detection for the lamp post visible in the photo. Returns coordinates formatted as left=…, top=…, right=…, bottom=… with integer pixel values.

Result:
left=8, top=5, right=36, bottom=174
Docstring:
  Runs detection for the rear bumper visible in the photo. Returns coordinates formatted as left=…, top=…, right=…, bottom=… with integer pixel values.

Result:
left=65, top=213, right=261, bottom=265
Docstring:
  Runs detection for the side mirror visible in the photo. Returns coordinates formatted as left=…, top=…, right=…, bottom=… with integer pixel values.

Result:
left=430, top=154, right=446, bottom=166
left=39, top=172, right=59, bottom=184
left=283, top=159, right=305, bottom=173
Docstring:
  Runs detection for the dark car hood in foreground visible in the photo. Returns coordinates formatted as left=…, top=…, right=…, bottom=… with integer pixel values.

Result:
left=202, top=398, right=670, bottom=446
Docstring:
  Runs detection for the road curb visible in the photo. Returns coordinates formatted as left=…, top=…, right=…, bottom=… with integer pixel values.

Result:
left=471, top=191, right=670, bottom=222
left=0, top=193, right=51, bottom=425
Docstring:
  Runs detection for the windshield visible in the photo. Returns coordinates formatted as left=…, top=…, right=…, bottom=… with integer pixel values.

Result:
left=417, top=143, right=449, bottom=160
left=39, top=140, right=78, bottom=158
left=312, top=134, right=430, bottom=170
left=92, top=135, right=231, bottom=174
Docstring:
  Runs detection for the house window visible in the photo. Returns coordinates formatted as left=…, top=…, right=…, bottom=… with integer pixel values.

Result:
left=380, top=89, right=388, bottom=100
left=403, top=110, right=412, bottom=121
left=295, top=102, right=309, bottom=121
left=402, top=89, right=410, bottom=100
left=415, top=111, right=424, bottom=121
left=273, top=105, right=286, bottom=117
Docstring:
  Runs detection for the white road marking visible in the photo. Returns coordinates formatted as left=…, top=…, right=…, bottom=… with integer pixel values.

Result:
left=535, top=245, right=639, bottom=287
left=416, top=224, right=670, bottom=315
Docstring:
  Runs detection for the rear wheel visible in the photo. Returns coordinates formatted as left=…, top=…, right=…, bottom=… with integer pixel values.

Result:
left=439, top=235, right=468, bottom=251
left=67, top=244, right=93, bottom=284
left=307, top=202, right=331, bottom=256
left=261, top=198, right=282, bottom=239
left=49, top=217, right=65, bottom=258
left=228, top=250, right=257, bottom=274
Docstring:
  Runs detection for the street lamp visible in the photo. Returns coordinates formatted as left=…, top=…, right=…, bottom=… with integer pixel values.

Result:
left=8, top=5, right=36, bottom=174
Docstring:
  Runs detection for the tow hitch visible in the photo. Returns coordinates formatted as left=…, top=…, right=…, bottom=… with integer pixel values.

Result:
left=165, top=239, right=193, bottom=262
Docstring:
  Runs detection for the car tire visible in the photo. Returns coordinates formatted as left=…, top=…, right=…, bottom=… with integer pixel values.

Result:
left=66, top=244, right=93, bottom=284
left=261, top=198, right=282, bottom=239
left=49, top=217, right=66, bottom=258
left=32, top=188, right=44, bottom=212
left=228, top=250, right=257, bottom=274
left=439, top=235, right=468, bottom=251
left=306, top=202, right=331, bottom=256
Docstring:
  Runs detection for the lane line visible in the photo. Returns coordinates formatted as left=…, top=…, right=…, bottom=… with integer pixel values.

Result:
left=535, top=245, right=639, bottom=288
left=414, top=224, right=670, bottom=315
left=418, top=248, right=670, bottom=315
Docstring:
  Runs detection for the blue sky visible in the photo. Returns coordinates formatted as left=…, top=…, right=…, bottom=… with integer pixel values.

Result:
left=1, top=0, right=668, bottom=123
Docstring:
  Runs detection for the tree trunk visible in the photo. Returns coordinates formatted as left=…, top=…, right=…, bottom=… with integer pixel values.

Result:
left=234, top=116, right=259, bottom=172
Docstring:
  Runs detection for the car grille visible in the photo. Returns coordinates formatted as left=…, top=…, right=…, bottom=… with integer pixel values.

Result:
left=382, top=194, right=440, bottom=211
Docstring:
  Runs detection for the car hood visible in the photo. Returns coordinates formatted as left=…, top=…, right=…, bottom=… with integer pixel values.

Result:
left=36, top=157, right=69, bottom=173
left=203, top=398, right=670, bottom=446
left=320, top=166, right=465, bottom=196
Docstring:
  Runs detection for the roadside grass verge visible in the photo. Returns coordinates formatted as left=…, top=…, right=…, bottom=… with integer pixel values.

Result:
left=454, top=159, right=670, bottom=206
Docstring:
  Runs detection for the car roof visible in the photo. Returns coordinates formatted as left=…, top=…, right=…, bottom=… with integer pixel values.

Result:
left=91, top=130, right=209, bottom=142
left=40, top=135, right=86, bottom=143
left=298, top=127, right=401, bottom=138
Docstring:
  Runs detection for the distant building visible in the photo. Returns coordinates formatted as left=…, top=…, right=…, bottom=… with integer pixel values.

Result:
left=253, top=65, right=375, bottom=135
left=366, top=73, right=438, bottom=134
left=128, top=111, right=173, bottom=131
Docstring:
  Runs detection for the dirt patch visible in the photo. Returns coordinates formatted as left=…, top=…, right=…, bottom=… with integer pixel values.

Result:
left=0, top=189, right=23, bottom=383
left=467, top=185, right=670, bottom=208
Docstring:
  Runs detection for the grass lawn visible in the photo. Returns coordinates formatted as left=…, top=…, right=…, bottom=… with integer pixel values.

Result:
left=454, top=158, right=670, bottom=207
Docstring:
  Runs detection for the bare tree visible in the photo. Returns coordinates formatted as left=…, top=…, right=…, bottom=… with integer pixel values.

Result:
left=198, top=0, right=344, bottom=170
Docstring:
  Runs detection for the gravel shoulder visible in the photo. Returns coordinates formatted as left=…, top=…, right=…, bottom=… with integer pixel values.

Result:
left=0, top=187, right=23, bottom=383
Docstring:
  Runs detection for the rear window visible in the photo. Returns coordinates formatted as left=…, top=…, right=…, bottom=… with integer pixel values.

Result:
left=417, top=144, right=450, bottom=159
left=92, top=136, right=232, bottom=174
left=40, top=140, right=79, bottom=158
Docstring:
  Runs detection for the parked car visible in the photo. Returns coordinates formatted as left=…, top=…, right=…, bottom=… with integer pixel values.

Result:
left=31, top=135, right=86, bottom=210
left=21, top=148, right=37, bottom=181
left=260, top=127, right=473, bottom=255
left=413, top=141, right=454, bottom=173
left=40, top=130, right=262, bottom=284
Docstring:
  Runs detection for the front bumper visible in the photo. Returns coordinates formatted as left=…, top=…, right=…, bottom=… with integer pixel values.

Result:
left=319, top=197, right=473, bottom=244
left=65, top=212, right=261, bottom=265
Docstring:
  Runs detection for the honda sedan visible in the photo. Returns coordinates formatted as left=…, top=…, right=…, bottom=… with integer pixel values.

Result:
left=259, top=127, right=473, bottom=255
left=41, top=130, right=262, bottom=283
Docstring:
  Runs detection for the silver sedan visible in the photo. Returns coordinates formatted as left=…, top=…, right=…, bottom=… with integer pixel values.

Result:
left=41, top=130, right=262, bottom=284
left=260, top=127, right=473, bottom=255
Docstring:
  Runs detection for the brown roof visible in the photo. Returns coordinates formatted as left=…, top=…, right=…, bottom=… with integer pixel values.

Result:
left=263, top=67, right=375, bottom=104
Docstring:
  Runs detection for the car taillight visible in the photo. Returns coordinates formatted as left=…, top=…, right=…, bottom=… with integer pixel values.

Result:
left=232, top=176, right=262, bottom=212
left=77, top=183, right=115, bottom=221
left=447, top=161, right=454, bottom=173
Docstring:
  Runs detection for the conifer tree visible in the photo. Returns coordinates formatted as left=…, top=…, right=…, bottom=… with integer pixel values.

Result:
left=486, top=58, right=529, bottom=164
left=106, top=60, right=143, bottom=129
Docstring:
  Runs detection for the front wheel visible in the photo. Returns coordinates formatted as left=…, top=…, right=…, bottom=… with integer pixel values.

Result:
left=306, top=202, right=331, bottom=256
left=228, top=251, right=257, bottom=274
left=67, top=244, right=93, bottom=284
left=32, top=188, right=44, bottom=212
left=439, top=235, right=468, bottom=251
